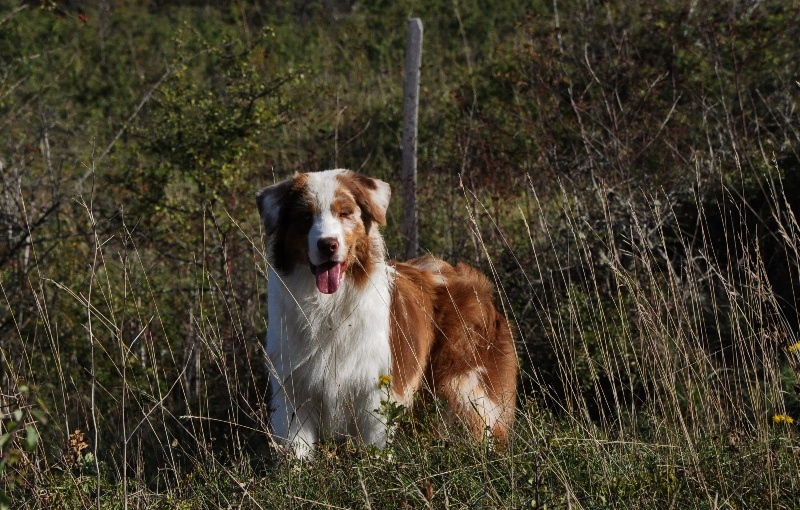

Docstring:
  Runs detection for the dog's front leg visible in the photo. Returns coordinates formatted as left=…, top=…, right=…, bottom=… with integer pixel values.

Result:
left=269, top=375, right=318, bottom=459
left=353, top=388, right=390, bottom=449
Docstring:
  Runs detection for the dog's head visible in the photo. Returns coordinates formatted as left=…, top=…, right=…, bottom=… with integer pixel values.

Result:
left=256, top=169, right=391, bottom=294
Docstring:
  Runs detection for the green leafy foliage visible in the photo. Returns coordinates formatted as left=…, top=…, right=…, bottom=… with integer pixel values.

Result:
left=0, top=387, right=47, bottom=509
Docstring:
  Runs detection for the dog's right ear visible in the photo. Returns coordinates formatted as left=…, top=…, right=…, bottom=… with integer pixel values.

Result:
left=256, top=178, right=293, bottom=235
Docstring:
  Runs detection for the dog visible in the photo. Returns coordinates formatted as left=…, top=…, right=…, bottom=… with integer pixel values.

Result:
left=256, top=169, right=517, bottom=458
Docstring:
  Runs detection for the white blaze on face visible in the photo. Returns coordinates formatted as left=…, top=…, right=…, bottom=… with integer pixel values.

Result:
left=306, top=170, right=352, bottom=294
left=306, top=170, right=349, bottom=264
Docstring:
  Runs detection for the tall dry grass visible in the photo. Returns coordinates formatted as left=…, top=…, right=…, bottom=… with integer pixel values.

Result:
left=2, top=163, right=799, bottom=507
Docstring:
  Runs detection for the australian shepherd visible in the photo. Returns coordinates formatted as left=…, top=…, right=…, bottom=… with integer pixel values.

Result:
left=256, top=169, right=517, bottom=458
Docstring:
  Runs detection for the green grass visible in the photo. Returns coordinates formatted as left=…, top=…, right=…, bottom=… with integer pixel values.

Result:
left=10, top=403, right=800, bottom=508
left=5, top=175, right=800, bottom=508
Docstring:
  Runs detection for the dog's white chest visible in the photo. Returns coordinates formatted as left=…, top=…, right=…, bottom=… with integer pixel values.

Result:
left=266, top=266, right=392, bottom=441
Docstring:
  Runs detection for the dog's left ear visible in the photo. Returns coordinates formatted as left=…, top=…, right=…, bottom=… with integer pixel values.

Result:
left=256, top=177, right=294, bottom=235
left=348, top=173, right=391, bottom=226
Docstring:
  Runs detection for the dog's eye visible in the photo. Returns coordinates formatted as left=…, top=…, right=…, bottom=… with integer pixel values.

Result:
left=301, top=212, right=312, bottom=222
left=339, top=210, right=353, bottom=219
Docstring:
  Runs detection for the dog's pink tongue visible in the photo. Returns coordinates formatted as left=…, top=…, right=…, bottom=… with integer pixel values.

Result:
left=315, top=262, right=343, bottom=294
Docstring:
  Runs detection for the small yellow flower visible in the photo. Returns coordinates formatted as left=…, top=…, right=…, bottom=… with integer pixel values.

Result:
left=772, top=414, right=795, bottom=425
left=377, top=374, right=392, bottom=389
left=788, top=342, right=800, bottom=353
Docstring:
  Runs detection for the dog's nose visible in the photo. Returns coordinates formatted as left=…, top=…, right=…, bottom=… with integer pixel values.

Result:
left=317, top=237, right=339, bottom=256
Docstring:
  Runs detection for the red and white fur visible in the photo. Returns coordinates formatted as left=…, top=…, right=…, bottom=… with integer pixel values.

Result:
left=257, top=169, right=517, bottom=458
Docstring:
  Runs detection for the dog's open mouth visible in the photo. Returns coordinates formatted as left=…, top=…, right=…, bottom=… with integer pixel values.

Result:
left=310, top=260, right=347, bottom=294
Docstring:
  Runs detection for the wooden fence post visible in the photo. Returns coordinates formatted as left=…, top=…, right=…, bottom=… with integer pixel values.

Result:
left=402, top=18, right=422, bottom=259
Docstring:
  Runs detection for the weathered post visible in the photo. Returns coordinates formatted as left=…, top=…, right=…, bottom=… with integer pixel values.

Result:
left=402, top=18, right=422, bottom=259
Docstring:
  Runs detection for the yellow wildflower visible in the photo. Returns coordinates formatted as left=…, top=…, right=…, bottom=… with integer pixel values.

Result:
left=377, top=374, right=392, bottom=389
left=788, top=342, right=800, bottom=353
left=772, top=414, right=795, bottom=424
